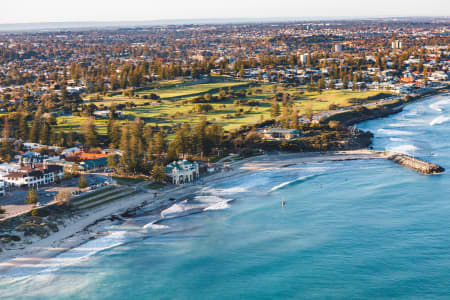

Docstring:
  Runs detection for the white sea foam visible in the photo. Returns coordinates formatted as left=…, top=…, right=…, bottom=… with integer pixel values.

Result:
left=429, top=99, right=450, bottom=112
left=195, top=195, right=229, bottom=203
left=429, top=116, right=450, bottom=126
left=377, top=129, right=414, bottom=136
left=194, top=194, right=233, bottom=211
left=30, top=231, right=130, bottom=276
left=200, top=186, right=247, bottom=196
left=389, top=137, right=406, bottom=142
left=270, top=174, right=320, bottom=192
left=161, top=200, right=204, bottom=218
left=143, top=222, right=169, bottom=230
left=388, top=144, right=419, bottom=155
left=204, top=200, right=232, bottom=211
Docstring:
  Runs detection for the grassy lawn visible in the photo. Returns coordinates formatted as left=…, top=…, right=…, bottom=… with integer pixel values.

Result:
left=56, top=115, right=110, bottom=134
left=146, top=182, right=167, bottom=190
left=113, top=176, right=148, bottom=185
left=57, top=81, right=394, bottom=134
left=71, top=186, right=116, bottom=202
left=96, top=81, right=249, bottom=106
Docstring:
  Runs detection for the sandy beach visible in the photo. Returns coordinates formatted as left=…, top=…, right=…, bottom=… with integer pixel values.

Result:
left=0, top=149, right=382, bottom=274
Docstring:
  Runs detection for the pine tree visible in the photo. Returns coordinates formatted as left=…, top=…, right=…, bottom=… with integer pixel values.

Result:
left=18, top=113, right=29, bottom=141
left=82, top=117, right=98, bottom=148
left=2, top=116, right=10, bottom=139
left=166, top=142, right=177, bottom=163
left=281, top=106, right=290, bottom=128
left=39, top=121, right=50, bottom=145
left=29, top=110, right=42, bottom=143
left=291, top=107, right=299, bottom=129
left=270, top=99, right=280, bottom=118
left=107, top=154, right=118, bottom=170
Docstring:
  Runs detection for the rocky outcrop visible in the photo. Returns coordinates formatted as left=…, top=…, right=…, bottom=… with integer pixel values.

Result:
left=386, top=152, right=445, bottom=174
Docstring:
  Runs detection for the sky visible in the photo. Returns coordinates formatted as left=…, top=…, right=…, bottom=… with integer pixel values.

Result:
left=0, top=0, right=449, bottom=24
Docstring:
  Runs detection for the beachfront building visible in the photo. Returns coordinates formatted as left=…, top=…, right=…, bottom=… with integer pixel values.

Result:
left=263, top=128, right=301, bottom=141
left=3, top=164, right=63, bottom=188
left=165, top=160, right=200, bottom=185
left=77, top=157, right=108, bottom=172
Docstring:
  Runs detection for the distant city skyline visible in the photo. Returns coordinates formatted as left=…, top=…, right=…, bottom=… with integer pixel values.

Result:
left=1, top=0, right=449, bottom=24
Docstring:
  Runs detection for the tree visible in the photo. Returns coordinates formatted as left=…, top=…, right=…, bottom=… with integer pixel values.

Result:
left=54, top=190, right=72, bottom=206
left=343, top=76, right=349, bottom=89
left=270, top=99, right=280, bottom=118
left=26, top=188, right=38, bottom=204
left=18, top=113, right=29, bottom=140
left=152, top=164, right=166, bottom=183
left=305, top=104, right=314, bottom=122
left=107, top=154, right=118, bottom=170
left=291, top=107, right=299, bottom=129
left=166, top=142, right=178, bottom=163
left=82, top=117, right=98, bottom=147
left=318, top=78, right=326, bottom=93
left=2, top=116, right=10, bottom=139
left=63, top=172, right=72, bottom=181
left=78, top=175, right=88, bottom=188
left=0, top=141, right=13, bottom=162
left=281, top=106, right=290, bottom=128
left=29, top=109, right=42, bottom=142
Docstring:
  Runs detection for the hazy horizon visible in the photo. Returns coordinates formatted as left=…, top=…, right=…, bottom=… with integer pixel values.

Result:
left=1, top=0, right=449, bottom=25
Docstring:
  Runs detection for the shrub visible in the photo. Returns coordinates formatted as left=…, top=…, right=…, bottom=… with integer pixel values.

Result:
left=78, top=175, right=88, bottom=188
left=25, top=189, right=38, bottom=205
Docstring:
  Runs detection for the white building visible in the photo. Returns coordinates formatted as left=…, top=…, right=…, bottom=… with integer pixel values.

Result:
left=299, top=54, right=309, bottom=65
left=165, top=160, right=200, bottom=185
left=3, top=164, right=63, bottom=188
left=392, top=40, right=403, bottom=49
left=263, top=128, right=301, bottom=140
left=61, top=147, right=82, bottom=157
left=0, top=181, right=5, bottom=196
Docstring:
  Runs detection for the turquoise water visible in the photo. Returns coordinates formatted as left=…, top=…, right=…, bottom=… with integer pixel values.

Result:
left=1, top=94, right=449, bottom=299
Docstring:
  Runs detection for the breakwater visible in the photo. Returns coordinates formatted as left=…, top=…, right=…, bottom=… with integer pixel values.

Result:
left=384, top=152, right=445, bottom=174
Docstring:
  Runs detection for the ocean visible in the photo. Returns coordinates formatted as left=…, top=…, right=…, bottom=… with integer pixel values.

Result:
left=1, top=93, right=449, bottom=299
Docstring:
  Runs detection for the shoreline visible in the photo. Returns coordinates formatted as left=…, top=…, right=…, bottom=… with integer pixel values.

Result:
left=1, top=91, right=447, bottom=276
left=0, top=150, right=382, bottom=275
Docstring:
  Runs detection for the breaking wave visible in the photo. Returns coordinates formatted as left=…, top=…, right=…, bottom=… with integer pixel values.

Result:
left=429, top=99, right=450, bottom=112
left=430, top=116, right=450, bottom=126
left=270, top=174, right=321, bottom=192
left=388, top=144, right=419, bottom=155
left=377, top=129, right=414, bottom=136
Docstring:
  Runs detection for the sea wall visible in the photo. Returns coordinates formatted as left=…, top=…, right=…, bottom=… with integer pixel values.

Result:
left=385, top=152, right=445, bottom=174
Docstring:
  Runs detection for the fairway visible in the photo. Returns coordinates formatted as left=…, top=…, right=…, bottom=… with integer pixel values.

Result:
left=59, top=82, right=394, bottom=132
left=94, top=81, right=250, bottom=107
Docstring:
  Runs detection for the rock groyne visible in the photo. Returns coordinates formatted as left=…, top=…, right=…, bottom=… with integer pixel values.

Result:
left=385, top=152, right=445, bottom=174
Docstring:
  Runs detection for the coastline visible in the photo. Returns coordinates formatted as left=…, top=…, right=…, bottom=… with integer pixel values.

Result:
left=0, top=150, right=382, bottom=275
left=1, top=90, right=447, bottom=276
